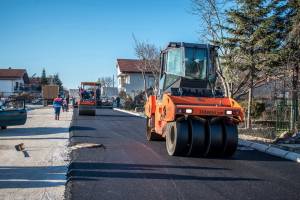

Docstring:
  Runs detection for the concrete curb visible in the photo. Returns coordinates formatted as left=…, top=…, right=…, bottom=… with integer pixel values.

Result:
left=113, top=108, right=300, bottom=163
left=113, top=108, right=146, bottom=118
left=238, top=139, right=300, bottom=163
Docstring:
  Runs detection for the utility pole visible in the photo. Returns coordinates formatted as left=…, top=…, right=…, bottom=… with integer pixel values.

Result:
left=113, top=75, right=114, bottom=88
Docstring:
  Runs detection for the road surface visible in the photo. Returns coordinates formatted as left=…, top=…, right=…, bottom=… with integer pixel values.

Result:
left=65, top=109, right=300, bottom=200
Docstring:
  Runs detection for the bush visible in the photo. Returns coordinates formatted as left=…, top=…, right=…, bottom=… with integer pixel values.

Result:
left=252, top=101, right=266, bottom=119
left=119, top=91, right=127, bottom=100
left=124, top=96, right=135, bottom=110
left=239, top=100, right=266, bottom=119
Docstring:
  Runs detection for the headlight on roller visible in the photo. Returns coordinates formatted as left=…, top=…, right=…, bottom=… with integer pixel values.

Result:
left=177, top=108, right=193, bottom=114
left=185, top=108, right=193, bottom=114
left=225, top=110, right=233, bottom=115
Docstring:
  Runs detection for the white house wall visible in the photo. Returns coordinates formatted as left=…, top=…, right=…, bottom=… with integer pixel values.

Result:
left=0, top=79, right=24, bottom=97
left=118, top=73, right=154, bottom=97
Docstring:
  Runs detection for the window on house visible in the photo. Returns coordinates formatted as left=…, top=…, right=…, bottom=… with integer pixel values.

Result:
left=148, top=76, right=154, bottom=87
left=15, top=82, right=19, bottom=90
left=126, top=75, right=130, bottom=84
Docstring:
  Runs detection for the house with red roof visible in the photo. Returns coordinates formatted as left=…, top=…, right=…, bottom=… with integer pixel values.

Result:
left=116, top=59, right=155, bottom=97
left=0, top=68, right=30, bottom=97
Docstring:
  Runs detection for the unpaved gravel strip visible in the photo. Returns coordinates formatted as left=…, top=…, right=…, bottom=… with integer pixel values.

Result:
left=0, top=107, right=72, bottom=200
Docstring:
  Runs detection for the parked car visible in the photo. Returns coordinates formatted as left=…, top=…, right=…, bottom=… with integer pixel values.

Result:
left=100, top=96, right=113, bottom=109
left=0, top=99, right=27, bottom=129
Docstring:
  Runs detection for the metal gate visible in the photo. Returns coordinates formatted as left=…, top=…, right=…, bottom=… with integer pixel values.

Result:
left=276, top=103, right=291, bottom=132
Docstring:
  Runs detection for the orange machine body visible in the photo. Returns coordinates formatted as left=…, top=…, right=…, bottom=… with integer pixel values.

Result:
left=145, top=94, right=244, bottom=137
left=79, top=99, right=96, bottom=106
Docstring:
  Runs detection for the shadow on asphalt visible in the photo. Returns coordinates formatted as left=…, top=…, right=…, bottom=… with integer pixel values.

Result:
left=69, top=126, right=96, bottom=131
left=0, top=127, right=68, bottom=137
left=66, top=162, right=261, bottom=182
left=0, top=166, right=66, bottom=188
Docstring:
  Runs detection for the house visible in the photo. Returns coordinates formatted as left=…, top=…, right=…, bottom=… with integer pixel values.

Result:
left=116, top=59, right=155, bottom=97
left=0, top=68, right=30, bottom=97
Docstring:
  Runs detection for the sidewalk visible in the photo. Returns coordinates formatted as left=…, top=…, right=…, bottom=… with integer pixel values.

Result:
left=0, top=107, right=72, bottom=200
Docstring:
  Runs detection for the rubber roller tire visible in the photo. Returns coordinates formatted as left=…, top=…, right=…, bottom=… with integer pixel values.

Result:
left=146, top=117, right=163, bottom=141
left=222, top=122, right=238, bottom=157
left=207, top=118, right=224, bottom=156
left=187, top=118, right=207, bottom=156
left=166, top=120, right=189, bottom=156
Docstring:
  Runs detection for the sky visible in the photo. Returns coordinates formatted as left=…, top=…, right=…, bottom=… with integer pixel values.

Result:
left=0, top=0, right=202, bottom=89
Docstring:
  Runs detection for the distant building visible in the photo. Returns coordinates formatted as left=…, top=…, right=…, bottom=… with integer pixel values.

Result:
left=0, top=68, right=29, bottom=97
left=69, top=89, right=80, bottom=99
left=116, top=59, right=155, bottom=97
left=29, top=76, right=56, bottom=93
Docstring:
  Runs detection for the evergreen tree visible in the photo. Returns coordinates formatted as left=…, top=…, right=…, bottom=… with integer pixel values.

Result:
left=223, top=0, right=281, bottom=129
left=278, top=0, right=300, bottom=130
left=53, top=73, right=63, bottom=92
left=41, top=68, right=48, bottom=85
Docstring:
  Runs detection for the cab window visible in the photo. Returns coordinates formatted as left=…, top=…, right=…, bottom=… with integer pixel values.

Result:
left=166, top=48, right=184, bottom=77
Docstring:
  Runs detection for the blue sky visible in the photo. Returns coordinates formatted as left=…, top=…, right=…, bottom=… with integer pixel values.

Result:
left=0, top=0, right=201, bottom=89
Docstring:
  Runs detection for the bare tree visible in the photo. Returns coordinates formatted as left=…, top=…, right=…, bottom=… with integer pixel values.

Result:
left=132, top=35, right=160, bottom=99
left=98, top=77, right=113, bottom=87
left=192, top=0, right=232, bottom=97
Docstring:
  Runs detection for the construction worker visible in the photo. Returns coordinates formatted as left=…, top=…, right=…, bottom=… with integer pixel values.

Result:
left=53, top=95, right=63, bottom=120
left=116, top=96, right=120, bottom=108
left=96, top=87, right=100, bottom=101
left=66, top=94, right=70, bottom=111
left=62, top=98, right=68, bottom=112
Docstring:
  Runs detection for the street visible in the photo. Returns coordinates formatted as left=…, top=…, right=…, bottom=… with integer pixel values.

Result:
left=65, top=109, right=300, bottom=200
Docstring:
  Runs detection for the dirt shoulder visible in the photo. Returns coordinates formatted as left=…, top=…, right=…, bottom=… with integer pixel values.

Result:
left=0, top=107, right=72, bottom=200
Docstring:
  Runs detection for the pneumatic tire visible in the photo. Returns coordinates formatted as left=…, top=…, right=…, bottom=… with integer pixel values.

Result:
left=187, top=118, right=207, bottom=156
left=146, top=117, right=163, bottom=141
left=166, top=120, right=189, bottom=156
left=222, top=122, right=238, bottom=157
left=207, top=118, right=224, bottom=156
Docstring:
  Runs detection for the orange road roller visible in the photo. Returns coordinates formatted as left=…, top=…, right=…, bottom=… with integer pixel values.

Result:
left=145, top=42, right=244, bottom=157
left=78, top=82, right=100, bottom=116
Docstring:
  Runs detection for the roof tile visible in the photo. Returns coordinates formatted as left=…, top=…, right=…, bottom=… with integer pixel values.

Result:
left=117, top=59, right=152, bottom=73
left=0, top=68, right=27, bottom=78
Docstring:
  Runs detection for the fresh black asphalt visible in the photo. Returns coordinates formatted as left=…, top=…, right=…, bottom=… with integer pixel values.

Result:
left=65, top=109, right=300, bottom=200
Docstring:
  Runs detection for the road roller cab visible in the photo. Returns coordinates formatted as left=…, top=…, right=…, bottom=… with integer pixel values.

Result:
left=145, top=42, right=244, bottom=157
